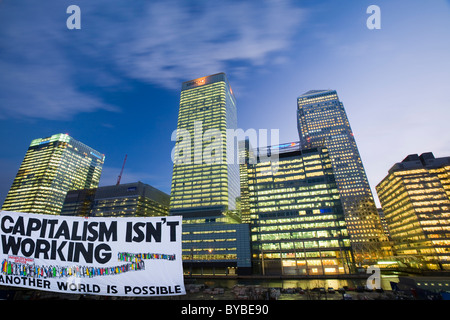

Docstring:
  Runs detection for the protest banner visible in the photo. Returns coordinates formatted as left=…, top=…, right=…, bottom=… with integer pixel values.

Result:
left=0, top=211, right=185, bottom=297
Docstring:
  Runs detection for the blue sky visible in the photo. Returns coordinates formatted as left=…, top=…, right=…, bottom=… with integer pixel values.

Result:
left=1, top=0, right=449, bottom=206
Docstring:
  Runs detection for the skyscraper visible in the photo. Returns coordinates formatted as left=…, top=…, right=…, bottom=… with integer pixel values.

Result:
left=170, top=73, right=239, bottom=217
left=246, top=143, right=353, bottom=276
left=297, top=90, right=389, bottom=263
left=170, top=73, right=251, bottom=275
left=2, top=133, right=104, bottom=215
left=376, top=153, right=450, bottom=270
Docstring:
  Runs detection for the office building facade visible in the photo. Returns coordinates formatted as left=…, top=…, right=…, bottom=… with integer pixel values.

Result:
left=182, top=215, right=252, bottom=276
left=169, top=73, right=251, bottom=275
left=246, top=143, right=354, bottom=276
left=2, top=133, right=104, bottom=215
left=60, top=188, right=97, bottom=217
left=238, top=139, right=254, bottom=224
left=61, top=181, right=170, bottom=217
left=376, top=153, right=450, bottom=270
left=170, top=73, right=239, bottom=217
left=297, top=90, right=389, bottom=263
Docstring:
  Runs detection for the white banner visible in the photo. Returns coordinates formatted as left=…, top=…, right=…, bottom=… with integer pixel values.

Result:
left=0, top=211, right=185, bottom=297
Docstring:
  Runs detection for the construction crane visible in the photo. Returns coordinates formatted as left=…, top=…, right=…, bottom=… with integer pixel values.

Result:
left=116, top=154, right=127, bottom=185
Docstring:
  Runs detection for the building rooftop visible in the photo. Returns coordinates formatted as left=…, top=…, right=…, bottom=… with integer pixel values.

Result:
left=388, top=152, right=450, bottom=174
left=297, top=89, right=336, bottom=99
left=94, top=181, right=169, bottom=205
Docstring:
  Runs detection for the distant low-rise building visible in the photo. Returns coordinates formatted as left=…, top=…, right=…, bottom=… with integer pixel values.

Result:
left=61, top=181, right=170, bottom=217
left=182, top=214, right=252, bottom=276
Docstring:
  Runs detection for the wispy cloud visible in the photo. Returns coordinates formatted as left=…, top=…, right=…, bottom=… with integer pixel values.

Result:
left=0, top=0, right=304, bottom=120
left=0, top=1, right=117, bottom=120
left=110, top=0, right=305, bottom=89
left=0, top=61, right=118, bottom=120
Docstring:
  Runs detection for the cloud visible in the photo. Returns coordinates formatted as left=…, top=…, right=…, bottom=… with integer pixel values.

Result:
left=0, top=0, right=304, bottom=120
left=0, top=1, right=117, bottom=120
left=0, top=61, right=117, bottom=120
left=110, top=0, right=305, bottom=89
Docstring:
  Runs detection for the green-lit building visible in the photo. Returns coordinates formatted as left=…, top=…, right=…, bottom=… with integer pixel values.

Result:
left=245, top=143, right=354, bottom=276
left=2, top=133, right=104, bottom=215
left=61, top=181, right=170, bottom=217
left=170, top=73, right=239, bottom=217
left=169, top=73, right=251, bottom=275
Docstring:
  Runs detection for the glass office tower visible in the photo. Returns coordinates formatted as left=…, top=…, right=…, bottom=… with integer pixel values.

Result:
left=297, top=90, right=389, bottom=264
left=376, top=153, right=450, bottom=270
left=247, top=143, right=354, bottom=276
left=170, top=74, right=251, bottom=275
left=2, top=133, right=104, bottom=215
left=170, top=73, right=239, bottom=217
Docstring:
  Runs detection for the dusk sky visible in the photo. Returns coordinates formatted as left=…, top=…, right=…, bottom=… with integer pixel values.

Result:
left=1, top=0, right=449, bottom=207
